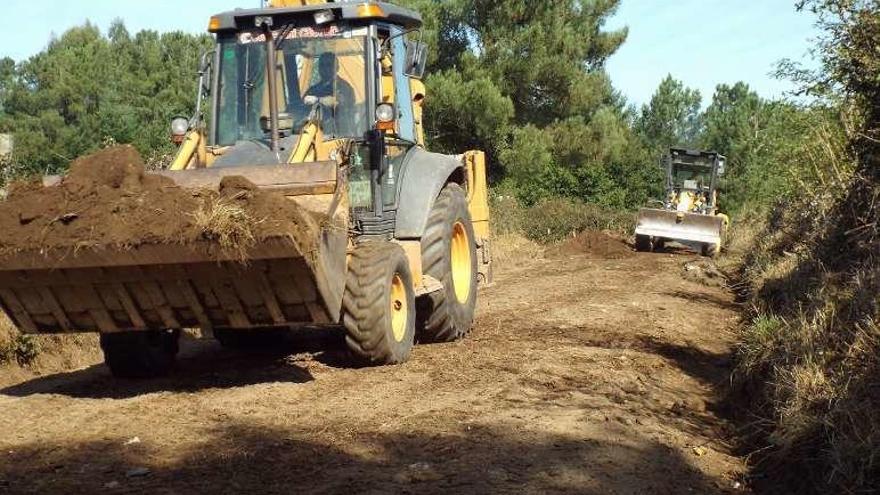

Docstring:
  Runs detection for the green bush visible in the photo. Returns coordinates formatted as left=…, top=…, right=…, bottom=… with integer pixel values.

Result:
left=492, top=194, right=633, bottom=244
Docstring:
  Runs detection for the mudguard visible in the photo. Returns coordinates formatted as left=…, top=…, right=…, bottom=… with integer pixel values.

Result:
left=394, top=148, right=464, bottom=240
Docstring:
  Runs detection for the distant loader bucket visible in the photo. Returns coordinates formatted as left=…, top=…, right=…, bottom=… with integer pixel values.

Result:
left=635, top=208, right=723, bottom=246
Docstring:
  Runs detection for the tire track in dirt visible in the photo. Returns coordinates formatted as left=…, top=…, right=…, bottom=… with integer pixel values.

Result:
left=0, top=245, right=748, bottom=494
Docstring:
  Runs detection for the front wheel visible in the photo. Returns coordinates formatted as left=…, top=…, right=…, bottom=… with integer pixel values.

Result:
left=635, top=234, right=652, bottom=252
left=417, top=183, right=478, bottom=344
left=100, top=329, right=180, bottom=379
left=653, top=238, right=666, bottom=252
left=702, top=243, right=720, bottom=258
left=342, top=242, right=416, bottom=366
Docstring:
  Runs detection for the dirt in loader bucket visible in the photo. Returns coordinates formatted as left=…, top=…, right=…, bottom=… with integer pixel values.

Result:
left=0, top=146, right=345, bottom=335
left=0, top=146, right=323, bottom=258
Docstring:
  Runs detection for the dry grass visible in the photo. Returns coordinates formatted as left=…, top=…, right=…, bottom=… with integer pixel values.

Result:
left=493, top=232, right=545, bottom=267
left=0, top=314, right=38, bottom=366
left=193, top=196, right=258, bottom=260
left=729, top=166, right=880, bottom=491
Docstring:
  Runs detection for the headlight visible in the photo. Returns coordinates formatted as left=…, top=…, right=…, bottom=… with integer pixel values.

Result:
left=376, top=103, right=396, bottom=123
left=170, top=117, right=190, bottom=137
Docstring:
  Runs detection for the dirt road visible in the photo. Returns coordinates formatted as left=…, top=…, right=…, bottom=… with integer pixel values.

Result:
left=0, top=239, right=748, bottom=494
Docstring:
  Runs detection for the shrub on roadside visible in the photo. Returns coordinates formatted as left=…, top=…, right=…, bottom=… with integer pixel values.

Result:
left=729, top=124, right=880, bottom=492
left=492, top=195, right=633, bottom=244
left=0, top=319, right=39, bottom=366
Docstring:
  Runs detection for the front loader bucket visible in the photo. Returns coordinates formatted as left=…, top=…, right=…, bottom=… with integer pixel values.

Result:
left=0, top=234, right=347, bottom=335
left=635, top=208, right=723, bottom=246
left=0, top=162, right=348, bottom=335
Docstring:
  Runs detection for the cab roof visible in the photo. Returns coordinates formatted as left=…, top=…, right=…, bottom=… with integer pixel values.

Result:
left=210, top=2, right=422, bottom=33
left=670, top=148, right=721, bottom=158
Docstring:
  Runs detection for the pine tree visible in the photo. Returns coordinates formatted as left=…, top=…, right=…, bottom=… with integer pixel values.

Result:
left=636, top=75, right=702, bottom=154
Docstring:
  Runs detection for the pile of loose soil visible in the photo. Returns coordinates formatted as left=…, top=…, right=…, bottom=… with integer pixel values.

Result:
left=547, top=231, right=634, bottom=259
left=0, top=146, right=323, bottom=259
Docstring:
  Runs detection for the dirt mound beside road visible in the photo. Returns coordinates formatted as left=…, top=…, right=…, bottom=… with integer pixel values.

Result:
left=0, top=145, right=323, bottom=258
left=547, top=230, right=634, bottom=259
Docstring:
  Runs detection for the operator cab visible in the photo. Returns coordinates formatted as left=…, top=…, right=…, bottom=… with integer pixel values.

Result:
left=665, top=148, right=726, bottom=214
left=205, top=2, right=426, bottom=162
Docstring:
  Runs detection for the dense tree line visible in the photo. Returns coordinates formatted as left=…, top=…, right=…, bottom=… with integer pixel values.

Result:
left=0, top=21, right=211, bottom=177
left=0, top=1, right=832, bottom=218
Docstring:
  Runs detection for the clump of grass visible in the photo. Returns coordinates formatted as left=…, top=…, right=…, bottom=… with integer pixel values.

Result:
left=493, top=232, right=545, bottom=266
left=729, top=170, right=880, bottom=492
left=0, top=317, right=39, bottom=366
left=737, top=313, right=784, bottom=371
left=193, top=196, right=258, bottom=260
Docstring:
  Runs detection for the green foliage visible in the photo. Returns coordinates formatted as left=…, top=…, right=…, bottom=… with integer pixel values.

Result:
left=702, top=82, right=763, bottom=156
left=0, top=20, right=212, bottom=177
left=422, top=70, right=514, bottom=156
left=396, top=0, right=654, bottom=210
left=0, top=57, right=14, bottom=114
left=467, top=0, right=626, bottom=125
left=635, top=75, right=702, bottom=153
left=492, top=195, right=634, bottom=243
left=395, top=0, right=470, bottom=72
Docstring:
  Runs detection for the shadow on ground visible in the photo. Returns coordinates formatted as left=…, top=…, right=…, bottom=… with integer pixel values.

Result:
left=0, top=329, right=355, bottom=399
left=0, top=421, right=735, bottom=495
left=664, top=290, right=739, bottom=311
left=634, top=334, right=734, bottom=388
left=520, top=323, right=734, bottom=390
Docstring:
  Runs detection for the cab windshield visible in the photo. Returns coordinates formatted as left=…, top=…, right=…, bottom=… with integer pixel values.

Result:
left=216, top=28, right=368, bottom=146
left=672, top=164, right=712, bottom=190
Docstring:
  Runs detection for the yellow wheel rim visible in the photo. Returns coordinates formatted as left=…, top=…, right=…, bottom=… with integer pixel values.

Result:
left=450, top=221, right=473, bottom=304
left=390, top=274, right=408, bottom=343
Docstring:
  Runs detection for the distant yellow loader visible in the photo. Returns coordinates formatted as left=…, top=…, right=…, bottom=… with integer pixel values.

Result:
left=635, top=148, right=729, bottom=257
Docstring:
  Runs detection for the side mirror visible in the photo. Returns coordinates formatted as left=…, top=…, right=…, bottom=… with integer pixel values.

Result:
left=717, top=158, right=727, bottom=177
left=404, top=40, right=428, bottom=79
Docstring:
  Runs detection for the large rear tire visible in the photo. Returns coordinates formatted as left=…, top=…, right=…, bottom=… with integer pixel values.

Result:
left=417, top=183, right=478, bottom=344
left=343, top=242, right=416, bottom=366
left=100, top=330, right=180, bottom=379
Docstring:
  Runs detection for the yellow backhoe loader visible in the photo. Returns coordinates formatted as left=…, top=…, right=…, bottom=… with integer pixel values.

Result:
left=635, top=148, right=729, bottom=257
left=0, top=0, right=493, bottom=378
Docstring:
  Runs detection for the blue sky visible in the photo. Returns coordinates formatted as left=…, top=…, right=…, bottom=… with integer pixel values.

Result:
left=0, top=1, right=820, bottom=107
left=606, top=1, right=820, bottom=106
